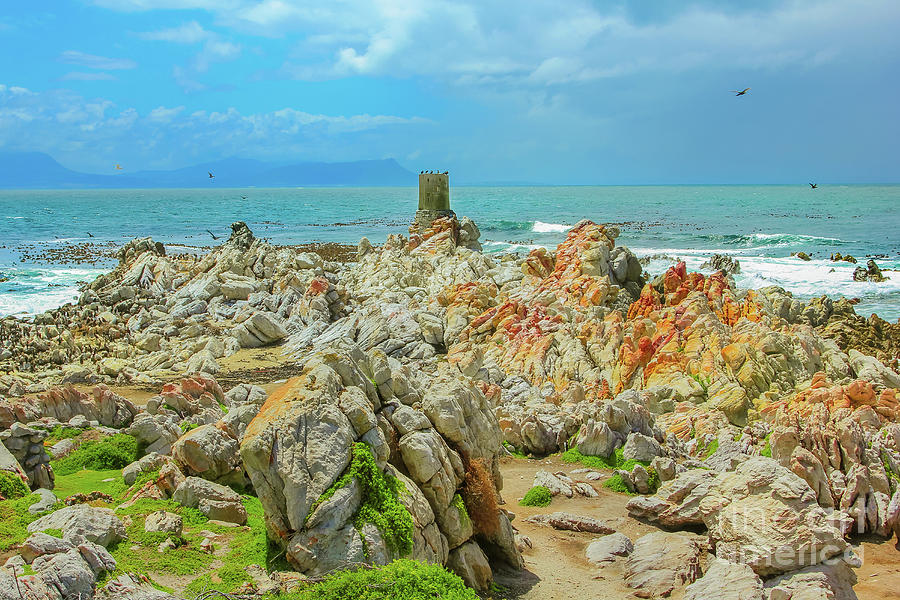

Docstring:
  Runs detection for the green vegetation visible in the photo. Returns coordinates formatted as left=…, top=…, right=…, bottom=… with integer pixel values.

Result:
left=561, top=445, right=650, bottom=473
left=179, top=422, right=199, bottom=434
left=519, top=485, right=552, bottom=507
left=689, top=373, right=710, bottom=393
left=43, top=426, right=84, bottom=446
left=52, top=433, right=139, bottom=476
left=269, top=559, right=478, bottom=600
left=0, top=470, right=29, bottom=500
left=760, top=433, right=772, bottom=458
left=502, top=441, right=529, bottom=459
left=308, top=443, right=414, bottom=558
left=0, top=493, right=49, bottom=551
left=451, top=493, right=471, bottom=525
left=703, top=439, right=719, bottom=459
left=43, top=528, right=64, bottom=538
left=602, top=474, right=634, bottom=495
left=52, top=468, right=128, bottom=500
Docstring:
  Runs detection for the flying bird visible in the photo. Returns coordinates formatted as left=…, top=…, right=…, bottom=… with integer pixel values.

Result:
left=240, top=195, right=247, bottom=200
left=208, top=171, right=215, bottom=179
left=809, top=183, right=818, bottom=189
left=730, top=88, right=751, bottom=96
left=87, top=232, right=94, bottom=238
left=206, top=229, right=220, bottom=240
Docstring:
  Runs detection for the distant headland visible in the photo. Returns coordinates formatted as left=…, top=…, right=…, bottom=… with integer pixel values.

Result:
left=0, top=152, right=416, bottom=189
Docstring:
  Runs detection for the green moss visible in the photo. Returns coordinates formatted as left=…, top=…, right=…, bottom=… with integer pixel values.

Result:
left=0, top=470, right=29, bottom=500
left=270, top=559, right=477, bottom=600
left=760, top=432, right=772, bottom=458
left=0, top=493, right=50, bottom=551
left=602, top=474, right=636, bottom=495
left=502, top=441, right=529, bottom=459
left=43, top=426, right=84, bottom=446
left=561, top=445, right=650, bottom=472
left=451, top=493, right=471, bottom=525
left=519, top=486, right=552, bottom=507
left=43, top=528, right=64, bottom=538
left=308, top=443, right=414, bottom=558
left=52, top=469, right=128, bottom=502
left=52, top=434, right=139, bottom=476
left=179, top=422, right=199, bottom=434
left=703, top=439, right=719, bottom=459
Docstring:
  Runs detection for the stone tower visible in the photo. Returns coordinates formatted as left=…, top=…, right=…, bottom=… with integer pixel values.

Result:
left=414, top=172, right=455, bottom=232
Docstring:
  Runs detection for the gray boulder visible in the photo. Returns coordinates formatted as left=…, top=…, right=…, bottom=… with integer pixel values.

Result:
left=28, top=504, right=125, bottom=547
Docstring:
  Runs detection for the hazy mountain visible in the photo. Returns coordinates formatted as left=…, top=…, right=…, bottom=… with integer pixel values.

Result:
left=0, top=152, right=416, bottom=188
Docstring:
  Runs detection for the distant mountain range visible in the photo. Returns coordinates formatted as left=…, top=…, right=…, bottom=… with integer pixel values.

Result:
left=0, top=152, right=417, bottom=188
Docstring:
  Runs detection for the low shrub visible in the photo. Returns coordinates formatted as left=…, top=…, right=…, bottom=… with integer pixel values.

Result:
left=519, top=485, right=552, bottom=507
left=274, top=559, right=478, bottom=600
left=52, top=433, right=139, bottom=475
left=0, top=470, right=29, bottom=500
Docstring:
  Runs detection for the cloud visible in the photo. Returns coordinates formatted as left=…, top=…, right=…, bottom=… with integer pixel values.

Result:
left=60, top=72, right=117, bottom=81
left=139, top=21, right=211, bottom=43
left=0, top=83, right=429, bottom=171
left=59, top=50, right=137, bottom=70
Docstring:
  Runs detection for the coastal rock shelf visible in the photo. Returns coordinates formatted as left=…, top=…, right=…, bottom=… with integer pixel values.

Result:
left=0, top=213, right=899, bottom=599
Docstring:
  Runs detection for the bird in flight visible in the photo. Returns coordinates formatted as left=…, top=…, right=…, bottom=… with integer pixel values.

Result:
left=87, top=232, right=94, bottom=238
left=208, top=171, right=215, bottom=179
left=730, top=88, right=751, bottom=96
left=809, top=183, right=818, bottom=189
left=240, top=195, right=247, bottom=200
left=206, top=229, right=220, bottom=240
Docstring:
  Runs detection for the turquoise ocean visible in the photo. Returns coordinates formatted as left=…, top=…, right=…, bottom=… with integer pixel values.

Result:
left=1, top=185, right=898, bottom=321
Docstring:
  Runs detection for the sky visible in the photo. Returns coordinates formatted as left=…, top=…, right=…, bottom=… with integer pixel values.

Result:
left=0, top=0, right=898, bottom=184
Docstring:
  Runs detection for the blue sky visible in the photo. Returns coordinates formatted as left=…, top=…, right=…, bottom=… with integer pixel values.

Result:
left=1, top=0, right=898, bottom=183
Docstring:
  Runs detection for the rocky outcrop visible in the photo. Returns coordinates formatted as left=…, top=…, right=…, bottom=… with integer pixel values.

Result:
left=240, top=343, right=520, bottom=585
left=624, top=531, right=703, bottom=598
left=628, top=457, right=847, bottom=576
left=0, top=422, right=53, bottom=489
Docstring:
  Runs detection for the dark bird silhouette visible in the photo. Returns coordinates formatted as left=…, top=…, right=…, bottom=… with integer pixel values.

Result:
left=419, top=170, right=424, bottom=174
left=240, top=195, right=247, bottom=200
left=87, top=232, right=94, bottom=238
left=443, top=171, right=448, bottom=175
left=730, top=88, right=751, bottom=96
left=809, top=183, right=818, bottom=189
left=206, top=229, right=220, bottom=240
left=208, top=171, right=215, bottom=179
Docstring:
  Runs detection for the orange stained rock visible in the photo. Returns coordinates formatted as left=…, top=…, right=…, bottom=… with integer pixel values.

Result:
left=407, top=216, right=458, bottom=253
left=305, top=276, right=329, bottom=297
left=522, top=247, right=554, bottom=278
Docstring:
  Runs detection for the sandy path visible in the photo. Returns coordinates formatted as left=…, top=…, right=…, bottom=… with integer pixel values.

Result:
left=496, top=456, right=900, bottom=600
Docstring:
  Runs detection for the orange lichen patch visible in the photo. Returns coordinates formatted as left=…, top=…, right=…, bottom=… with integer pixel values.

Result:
left=242, top=375, right=306, bottom=441
left=522, top=221, right=620, bottom=307
left=436, top=281, right=498, bottom=311
left=759, top=373, right=900, bottom=423
left=658, top=403, right=730, bottom=441
left=305, top=276, right=329, bottom=297
left=627, top=284, right=662, bottom=320
left=161, top=374, right=224, bottom=406
left=522, top=247, right=554, bottom=279
left=408, top=216, right=458, bottom=253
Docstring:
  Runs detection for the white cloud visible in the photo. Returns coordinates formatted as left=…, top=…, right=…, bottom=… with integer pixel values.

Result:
left=61, top=72, right=117, bottom=81
left=59, top=50, right=137, bottom=70
left=139, top=21, right=211, bottom=43
left=148, top=105, right=185, bottom=122
left=0, top=83, right=428, bottom=171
